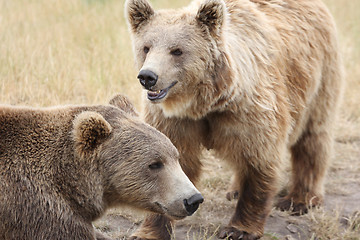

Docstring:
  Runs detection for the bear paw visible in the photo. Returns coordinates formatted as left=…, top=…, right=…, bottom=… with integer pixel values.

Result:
left=276, top=198, right=311, bottom=215
left=218, top=226, right=260, bottom=240
left=226, top=190, right=239, bottom=201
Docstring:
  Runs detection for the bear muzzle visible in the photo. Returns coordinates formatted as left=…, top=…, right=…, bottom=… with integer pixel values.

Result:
left=138, top=69, right=158, bottom=89
left=153, top=193, right=203, bottom=219
left=183, top=193, right=204, bottom=216
left=137, top=69, right=178, bottom=101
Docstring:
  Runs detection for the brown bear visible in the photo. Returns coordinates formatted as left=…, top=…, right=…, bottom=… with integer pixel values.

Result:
left=125, top=0, right=343, bottom=239
left=0, top=94, right=204, bottom=240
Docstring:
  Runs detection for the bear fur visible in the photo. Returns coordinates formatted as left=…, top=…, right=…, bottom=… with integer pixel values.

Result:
left=126, top=0, right=343, bottom=239
left=0, top=95, right=202, bottom=240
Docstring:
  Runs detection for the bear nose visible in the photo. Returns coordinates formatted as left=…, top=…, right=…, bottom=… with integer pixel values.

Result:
left=183, top=193, right=204, bottom=216
left=137, top=70, right=158, bottom=90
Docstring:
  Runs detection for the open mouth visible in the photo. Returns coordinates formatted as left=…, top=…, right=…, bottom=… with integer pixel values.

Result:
left=147, top=81, right=177, bottom=101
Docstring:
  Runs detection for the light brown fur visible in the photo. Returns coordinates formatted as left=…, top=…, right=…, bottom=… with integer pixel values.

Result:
left=0, top=95, right=201, bottom=240
left=126, top=0, right=343, bottom=239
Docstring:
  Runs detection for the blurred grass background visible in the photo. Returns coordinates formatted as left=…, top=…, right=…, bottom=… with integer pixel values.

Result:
left=0, top=0, right=359, bottom=239
left=0, top=0, right=195, bottom=107
left=0, top=0, right=359, bottom=115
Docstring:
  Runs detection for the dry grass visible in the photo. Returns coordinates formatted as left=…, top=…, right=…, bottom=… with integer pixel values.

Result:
left=0, top=0, right=139, bottom=106
left=306, top=208, right=360, bottom=240
left=1, top=0, right=359, bottom=239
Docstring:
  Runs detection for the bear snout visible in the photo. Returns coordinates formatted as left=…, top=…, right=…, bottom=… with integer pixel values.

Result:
left=183, top=193, right=204, bottom=216
left=137, top=69, right=158, bottom=89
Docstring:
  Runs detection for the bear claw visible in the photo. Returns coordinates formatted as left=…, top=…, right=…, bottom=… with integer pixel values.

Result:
left=276, top=198, right=310, bottom=215
left=218, top=227, right=260, bottom=240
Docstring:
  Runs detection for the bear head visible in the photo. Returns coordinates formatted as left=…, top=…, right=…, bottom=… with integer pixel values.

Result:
left=72, top=95, right=203, bottom=219
left=125, top=0, right=233, bottom=119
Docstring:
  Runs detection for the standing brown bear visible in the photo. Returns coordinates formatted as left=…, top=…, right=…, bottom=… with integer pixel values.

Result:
left=126, top=0, right=343, bottom=239
left=0, top=95, right=203, bottom=240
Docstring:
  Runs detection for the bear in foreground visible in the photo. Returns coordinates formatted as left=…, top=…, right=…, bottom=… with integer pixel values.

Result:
left=126, top=0, right=343, bottom=239
left=0, top=95, right=203, bottom=240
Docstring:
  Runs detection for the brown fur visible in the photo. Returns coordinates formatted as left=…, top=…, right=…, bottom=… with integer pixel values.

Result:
left=0, top=94, right=201, bottom=240
left=126, top=0, right=343, bottom=239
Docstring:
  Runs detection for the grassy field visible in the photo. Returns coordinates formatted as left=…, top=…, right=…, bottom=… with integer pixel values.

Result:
left=1, top=0, right=359, bottom=239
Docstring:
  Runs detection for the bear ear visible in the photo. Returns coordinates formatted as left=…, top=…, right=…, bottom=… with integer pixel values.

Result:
left=125, top=0, right=154, bottom=32
left=109, top=94, right=139, bottom=117
left=196, top=0, right=226, bottom=36
left=73, top=112, right=112, bottom=155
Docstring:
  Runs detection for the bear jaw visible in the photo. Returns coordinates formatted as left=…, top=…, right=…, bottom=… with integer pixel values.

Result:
left=143, top=90, right=193, bottom=119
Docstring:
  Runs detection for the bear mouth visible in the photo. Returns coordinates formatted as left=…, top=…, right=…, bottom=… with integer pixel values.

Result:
left=147, top=81, right=178, bottom=101
left=154, top=202, right=186, bottom=220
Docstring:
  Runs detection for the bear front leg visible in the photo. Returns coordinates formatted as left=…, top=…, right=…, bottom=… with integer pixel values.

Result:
left=219, top=164, right=279, bottom=240
left=129, top=214, right=172, bottom=240
left=276, top=120, right=330, bottom=215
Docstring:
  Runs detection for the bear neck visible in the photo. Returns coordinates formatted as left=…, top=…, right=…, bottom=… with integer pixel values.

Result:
left=55, top=147, right=107, bottom=222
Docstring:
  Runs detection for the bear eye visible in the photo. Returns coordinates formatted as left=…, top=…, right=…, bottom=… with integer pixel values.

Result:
left=149, top=161, right=164, bottom=170
left=143, top=46, right=150, bottom=54
left=170, top=48, right=182, bottom=56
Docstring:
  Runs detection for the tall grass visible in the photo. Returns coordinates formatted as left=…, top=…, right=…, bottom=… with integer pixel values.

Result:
left=0, top=0, right=358, bottom=109
left=0, top=0, right=139, bottom=106
left=0, top=0, right=198, bottom=107
left=325, top=0, right=360, bottom=118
